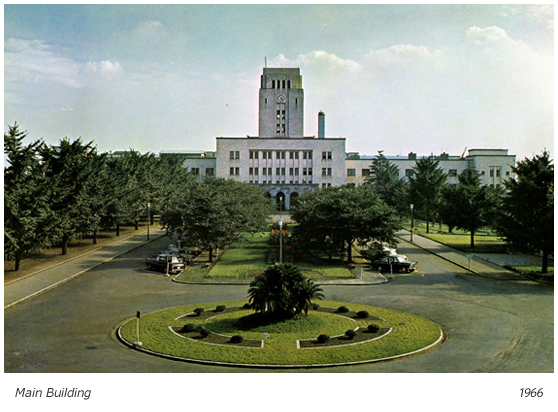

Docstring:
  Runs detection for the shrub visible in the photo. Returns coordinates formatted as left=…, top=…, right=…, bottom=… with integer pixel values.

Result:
left=193, top=308, right=204, bottom=316
left=230, top=335, right=243, bottom=343
left=368, top=324, right=380, bottom=333
left=317, top=334, right=330, bottom=344
left=215, top=305, right=226, bottom=312
left=181, top=324, right=196, bottom=333
left=337, top=306, right=349, bottom=313
left=199, top=327, right=211, bottom=338
left=312, top=303, right=320, bottom=310
left=345, top=329, right=357, bottom=340
left=357, top=310, right=370, bottom=318
left=243, top=303, right=252, bottom=309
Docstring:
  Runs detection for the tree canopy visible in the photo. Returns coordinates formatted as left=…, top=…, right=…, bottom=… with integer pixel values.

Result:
left=290, top=184, right=401, bottom=262
left=496, top=151, right=554, bottom=273
left=365, top=151, right=408, bottom=216
left=248, top=263, right=324, bottom=320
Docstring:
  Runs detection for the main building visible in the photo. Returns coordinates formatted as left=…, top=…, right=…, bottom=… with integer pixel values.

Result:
left=166, top=67, right=516, bottom=209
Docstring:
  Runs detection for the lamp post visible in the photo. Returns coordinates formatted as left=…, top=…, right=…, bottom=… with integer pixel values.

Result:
left=410, top=204, right=414, bottom=242
left=279, top=196, right=283, bottom=264
left=147, top=202, right=151, bottom=241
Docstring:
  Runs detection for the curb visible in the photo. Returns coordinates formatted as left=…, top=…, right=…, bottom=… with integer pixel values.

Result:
left=4, top=233, right=166, bottom=310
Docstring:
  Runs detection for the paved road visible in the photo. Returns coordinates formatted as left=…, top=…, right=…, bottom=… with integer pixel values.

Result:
left=4, top=233, right=553, bottom=373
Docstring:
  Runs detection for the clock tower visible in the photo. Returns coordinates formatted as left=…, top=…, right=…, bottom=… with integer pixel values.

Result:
left=258, top=68, right=304, bottom=138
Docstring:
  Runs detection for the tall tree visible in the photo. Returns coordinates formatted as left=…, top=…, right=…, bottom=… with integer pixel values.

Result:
left=440, top=166, right=500, bottom=248
left=291, top=185, right=401, bottom=262
left=496, top=152, right=554, bottom=273
left=38, top=138, right=101, bottom=254
left=162, top=177, right=274, bottom=262
left=365, top=151, right=408, bottom=215
left=4, top=124, right=54, bottom=270
left=407, top=156, right=447, bottom=233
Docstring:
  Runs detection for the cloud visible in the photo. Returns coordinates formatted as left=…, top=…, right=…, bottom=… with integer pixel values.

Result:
left=4, top=38, right=125, bottom=90
left=269, top=51, right=362, bottom=74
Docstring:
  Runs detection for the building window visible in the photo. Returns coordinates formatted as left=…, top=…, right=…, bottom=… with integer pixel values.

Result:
left=303, top=151, right=313, bottom=160
left=322, top=151, right=327, bottom=160
left=231, top=151, right=240, bottom=159
left=362, top=169, right=371, bottom=177
left=276, top=167, right=280, bottom=175
left=327, top=168, right=332, bottom=176
left=489, top=169, right=494, bottom=177
left=481, top=171, right=485, bottom=176
left=496, top=169, right=501, bottom=177
left=347, top=169, right=355, bottom=176
left=303, top=168, right=307, bottom=176
left=280, top=151, right=286, bottom=159
left=448, top=169, right=457, bottom=177
left=235, top=167, right=239, bottom=175
left=308, top=168, right=313, bottom=176
left=405, top=169, right=413, bottom=177
left=281, top=168, right=285, bottom=176
left=506, top=171, right=510, bottom=176
left=294, top=168, right=299, bottom=176
left=192, top=168, right=200, bottom=175
left=322, top=183, right=326, bottom=188
left=262, top=168, right=267, bottom=175
left=249, top=167, right=253, bottom=175
left=249, top=150, right=258, bottom=159
left=322, top=168, right=327, bottom=176
left=230, top=167, right=234, bottom=175
left=254, top=168, right=258, bottom=175
left=289, top=167, right=294, bottom=175
left=268, top=168, right=272, bottom=176
left=205, top=168, right=214, bottom=176
left=262, top=151, right=267, bottom=159
left=230, top=151, right=235, bottom=159
left=289, top=151, right=294, bottom=159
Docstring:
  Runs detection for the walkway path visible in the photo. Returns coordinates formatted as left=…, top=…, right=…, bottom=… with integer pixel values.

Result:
left=4, top=228, right=166, bottom=309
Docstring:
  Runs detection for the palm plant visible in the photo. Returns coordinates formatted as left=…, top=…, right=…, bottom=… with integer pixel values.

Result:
left=247, top=264, right=324, bottom=320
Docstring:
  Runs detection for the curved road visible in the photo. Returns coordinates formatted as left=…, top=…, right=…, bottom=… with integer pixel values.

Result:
left=4, top=236, right=553, bottom=373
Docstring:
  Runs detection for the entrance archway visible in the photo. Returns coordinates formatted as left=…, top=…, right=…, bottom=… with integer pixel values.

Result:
left=276, top=192, right=286, bottom=211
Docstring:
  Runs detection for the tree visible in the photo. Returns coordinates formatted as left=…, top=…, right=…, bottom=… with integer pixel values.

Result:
left=247, top=264, right=324, bottom=320
left=38, top=138, right=102, bottom=254
left=291, top=185, right=401, bottom=262
left=440, top=166, right=500, bottom=248
left=407, top=157, right=447, bottom=233
left=496, top=152, right=554, bottom=273
left=365, top=151, right=408, bottom=215
left=162, top=177, right=274, bottom=262
left=4, top=124, right=54, bottom=270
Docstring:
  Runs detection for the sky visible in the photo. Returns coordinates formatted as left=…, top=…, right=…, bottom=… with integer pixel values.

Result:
left=3, top=4, right=554, bottom=162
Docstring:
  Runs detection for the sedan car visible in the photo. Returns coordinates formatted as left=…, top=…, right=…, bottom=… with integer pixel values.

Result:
left=373, top=255, right=418, bottom=273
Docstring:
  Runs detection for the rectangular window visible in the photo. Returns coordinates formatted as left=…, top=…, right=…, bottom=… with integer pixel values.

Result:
left=249, top=167, right=253, bottom=175
left=235, top=167, right=240, bottom=176
left=308, top=168, right=313, bottom=176
left=489, top=169, right=494, bottom=177
left=327, top=168, right=332, bottom=176
left=496, top=169, right=501, bottom=177
left=205, top=168, right=214, bottom=176
left=235, top=151, right=240, bottom=159
left=448, top=169, right=457, bottom=177
left=405, top=169, right=413, bottom=177
left=276, top=167, right=280, bottom=176
left=230, top=167, right=235, bottom=175
left=322, top=151, right=327, bottom=160
left=268, top=168, right=272, bottom=176
left=281, top=151, right=286, bottom=159
left=347, top=169, right=356, bottom=176
left=322, top=183, right=327, bottom=188
left=230, top=151, right=235, bottom=160
left=322, top=168, right=327, bottom=176
left=362, top=169, right=371, bottom=177
left=289, top=167, right=294, bottom=175
left=249, top=150, right=258, bottom=160
left=294, top=168, right=299, bottom=176
left=262, top=168, right=267, bottom=175
left=254, top=168, right=258, bottom=175
left=263, top=151, right=267, bottom=159
left=249, top=151, right=253, bottom=159
left=308, top=151, right=313, bottom=160
left=192, top=168, right=200, bottom=175
left=328, top=152, right=332, bottom=160
left=303, top=152, right=307, bottom=160
left=289, top=151, right=294, bottom=159
left=281, top=168, right=285, bottom=176
left=303, top=168, right=307, bottom=176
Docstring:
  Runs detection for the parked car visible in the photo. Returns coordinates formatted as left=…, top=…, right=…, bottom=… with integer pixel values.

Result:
left=373, top=254, right=418, bottom=273
left=145, top=254, right=186, bottom=273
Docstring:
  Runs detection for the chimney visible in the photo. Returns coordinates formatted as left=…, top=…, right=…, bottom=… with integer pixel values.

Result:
left=318, top=111, right=325, bottom=139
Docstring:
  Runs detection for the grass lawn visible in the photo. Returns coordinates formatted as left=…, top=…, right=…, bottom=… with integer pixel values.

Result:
left=119, top=300, right=443, bottom=367
left=175, top=231, right=354, bottom=282
left=403, top=220, right=508, bottom=253
left=507, top=265, right=554, bottom=282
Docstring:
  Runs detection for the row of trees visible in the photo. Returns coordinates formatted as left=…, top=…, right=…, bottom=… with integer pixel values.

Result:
left=365, top=151, right=554, bottom=273
left=5, top=123, right=193, bottom=270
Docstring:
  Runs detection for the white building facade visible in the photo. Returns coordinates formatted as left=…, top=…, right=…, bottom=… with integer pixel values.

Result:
left=175, top=67, right=516, bottom=209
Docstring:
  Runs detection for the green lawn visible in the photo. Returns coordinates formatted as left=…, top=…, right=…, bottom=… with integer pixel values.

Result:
left=119, top=300, right=443, bottom=367
left=404, top=220, right=508, bottom=253
left=175, top=231, right=354, bottom=282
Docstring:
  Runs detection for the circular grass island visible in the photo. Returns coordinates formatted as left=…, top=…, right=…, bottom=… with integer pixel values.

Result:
left=118, top=300, right=444, bottom=368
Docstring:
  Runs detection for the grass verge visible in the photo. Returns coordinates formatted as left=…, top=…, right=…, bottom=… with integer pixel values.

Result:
left=119, top=300, right=442, bottom=367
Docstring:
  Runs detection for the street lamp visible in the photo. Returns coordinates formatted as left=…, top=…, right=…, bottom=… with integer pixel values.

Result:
left=410, top=204, right=414, bottom=242
left=147, top=202, right=151, bottom=241
left=279, top=196, right=283, bottom=264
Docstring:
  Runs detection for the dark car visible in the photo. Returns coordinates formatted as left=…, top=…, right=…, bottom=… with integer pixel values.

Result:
left=145, top=254, right=186, bottom=274
left=373, top=255, right=418, bottom=273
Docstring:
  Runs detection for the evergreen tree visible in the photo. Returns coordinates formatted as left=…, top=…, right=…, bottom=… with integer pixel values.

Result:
left=497, top=152, right=554, bottom=273
left=407, top=156, right=447, bottom=233
left=365, top=151, right=408, bottom=215
left=4, top=123, right=54, bottom=270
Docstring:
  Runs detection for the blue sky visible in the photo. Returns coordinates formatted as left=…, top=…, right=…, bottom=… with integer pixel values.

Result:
left=4, top=4, right=554, bottom=160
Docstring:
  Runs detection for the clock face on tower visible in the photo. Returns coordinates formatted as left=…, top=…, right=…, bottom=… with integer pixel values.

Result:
left=277, top=94, right=286, bottom=103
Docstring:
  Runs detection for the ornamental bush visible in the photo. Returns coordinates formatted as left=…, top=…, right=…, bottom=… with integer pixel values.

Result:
left=181, top=324, right=196, bottom=333
left=215, top=305, right=226, bottom=312
left=199, top=327, right=211, bottom=338
left=194, top=308, right=204, bottom=316
left=317, top=334, right=330, bottom=344
left=337, top=306, right=349, bottom=313
left=368, top=324, right=380, bottom=333
left=243, top=303, right=251, bottom=309
left=345, top=329, right=357, bottom=340
left=230, top=335, right=243, bottom=343
left=357, top=310, right=370, bottom=318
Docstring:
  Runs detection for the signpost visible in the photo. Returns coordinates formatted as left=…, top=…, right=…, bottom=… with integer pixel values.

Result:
left=466, top=254, right=474, bottom=270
